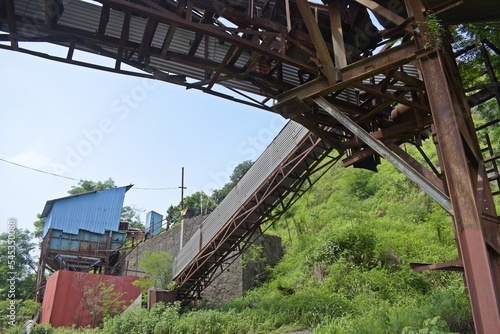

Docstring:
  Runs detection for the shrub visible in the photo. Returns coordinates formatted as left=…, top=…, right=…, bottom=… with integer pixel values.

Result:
left=100, top=302, right=180, bottom=334
left=313, top=224, right=376, bottom=266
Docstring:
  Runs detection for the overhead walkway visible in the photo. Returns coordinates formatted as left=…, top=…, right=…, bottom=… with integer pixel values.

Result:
left=172, top=121, right=340, bottom=302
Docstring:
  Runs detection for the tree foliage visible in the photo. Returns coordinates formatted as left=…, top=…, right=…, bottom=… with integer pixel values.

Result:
left=0, top=228, right=36, bottom=301
left=229, top=159, right=253, bottom=184
left=67, top=178, right=116, bottom=195
left=452, top=22, right=500, bottom=134
left=33, top=214, right=46, bottom=240
left=133, top=251, right=174, bottom=290
left=121, top=205, right=145, bottom=230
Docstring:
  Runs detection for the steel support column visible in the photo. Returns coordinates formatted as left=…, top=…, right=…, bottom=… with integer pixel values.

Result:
left=405, top=1, right=500, bottom=332
left=420, top=51, right=500, bottom=333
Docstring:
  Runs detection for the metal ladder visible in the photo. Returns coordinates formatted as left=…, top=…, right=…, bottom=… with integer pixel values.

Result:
left=481, top=132, right=500, bottom=197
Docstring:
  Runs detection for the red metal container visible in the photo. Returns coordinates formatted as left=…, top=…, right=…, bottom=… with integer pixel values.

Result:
left=41, top=270, right=141, bottom=328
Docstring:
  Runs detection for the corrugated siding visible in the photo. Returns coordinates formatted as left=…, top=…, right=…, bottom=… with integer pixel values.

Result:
left=173, top=121, right=309, bottom=276
left=40, top=271, right=141, bottom=328
left=146, top=211, right=163, bottom=236
left=48, top=229, right=127, bottom=252
left=42, top=187, right=127, bottom=237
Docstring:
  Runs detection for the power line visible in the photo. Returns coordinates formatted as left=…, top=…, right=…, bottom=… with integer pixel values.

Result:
left=0, top=157, right=178, bottom=191
left=134, top=187, right=178, bottom=190
left=0, top=157, right=79, bottom=181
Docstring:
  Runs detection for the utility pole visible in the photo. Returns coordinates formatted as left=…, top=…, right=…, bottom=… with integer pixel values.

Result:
left=179, top=167, right=186, bottom=210
left=179, top=167, right=187, bottom=251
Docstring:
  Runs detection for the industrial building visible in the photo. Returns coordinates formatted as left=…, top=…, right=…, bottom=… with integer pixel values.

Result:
left=35, top=185, right=135, bottom=302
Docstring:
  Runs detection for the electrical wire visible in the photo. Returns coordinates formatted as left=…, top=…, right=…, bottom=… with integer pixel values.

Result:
left=0, top=157, right=178, bottom=191
left=0, top=157, right=80, bottom=181
left=133, top=187, right=178, bottom=190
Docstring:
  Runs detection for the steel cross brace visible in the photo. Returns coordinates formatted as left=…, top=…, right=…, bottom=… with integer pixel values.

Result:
left=314, top=96, right=452, bottom=214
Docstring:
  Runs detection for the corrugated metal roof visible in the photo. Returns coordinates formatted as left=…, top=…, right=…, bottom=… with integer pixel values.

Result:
left=8, top=0, right=321, bottom=101
left=7, top=0, right=500, bottom=107
left=9, top=0, right=430, bottom=107
left=41, top=186, right=131, bottom=237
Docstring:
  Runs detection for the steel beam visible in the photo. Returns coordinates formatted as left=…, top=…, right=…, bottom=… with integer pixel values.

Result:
left=4, top=0, right=18, bottom=49
left=404, top=1, right=500, bottom=332
left=314, top=96, right=452, bottom=214
left=277, top=41, right=418, bottom=103
left=115, top=11, right=131, bottom=70
left=296, top=0, right=336, bottom=84
left=419, top=51, right=500, bottom=334
left=352, top=0, right=405, bottom=26
left=410, top=260, right=463, bottom=272
left=329, top=1, right=347, bottom=69
left=99, top=0, right=317, bottom=73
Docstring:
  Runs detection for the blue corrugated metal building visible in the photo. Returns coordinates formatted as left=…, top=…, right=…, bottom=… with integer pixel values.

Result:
left=146, top=211, right=163, bottom=236
left=41, top=185, right=132, bottom=237
left=36, top=185, right=133, bottom=301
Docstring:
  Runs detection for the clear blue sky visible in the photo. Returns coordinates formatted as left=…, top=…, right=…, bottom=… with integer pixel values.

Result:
left=0, top=42, right=287, bottom=234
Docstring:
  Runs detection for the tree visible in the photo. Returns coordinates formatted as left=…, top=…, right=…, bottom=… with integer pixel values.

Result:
left=0, top=228, right=37, bottom=301
left=121, top=205, right=145, bottom=230
left=33, top=214, right=45, bottom=240
left=211, top=182, right=234, bottom=206
left=230, top=160, right=253, bottom=184
left=132, top=251, right=174, bottom=290
left=166, top=205, right=180, bottom=229
left=452, top=23, right=500, bottom=130
left=182, top=191, right=217, bottom=216
left=67, top=178, right=116, bottom=195
left=72, top=273, right=126, bottom=327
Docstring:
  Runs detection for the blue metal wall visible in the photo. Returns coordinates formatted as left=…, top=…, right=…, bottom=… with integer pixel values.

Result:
left=48, top=229, right=127, bottom=252
left=42, top=186, right=128, bottom=237
left=146, top=211, right=163, bottom=236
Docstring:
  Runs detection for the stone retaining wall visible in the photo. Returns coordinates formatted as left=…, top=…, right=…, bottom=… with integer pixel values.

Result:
left=121, top=215, right=283, bottom=304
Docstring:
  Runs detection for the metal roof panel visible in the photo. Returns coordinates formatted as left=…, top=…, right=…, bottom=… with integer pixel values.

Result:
left=41, top=186, right=130, bottom=237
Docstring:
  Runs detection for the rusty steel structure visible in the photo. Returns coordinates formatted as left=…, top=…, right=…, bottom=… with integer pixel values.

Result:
left=2, top=0, right=500, bottom=331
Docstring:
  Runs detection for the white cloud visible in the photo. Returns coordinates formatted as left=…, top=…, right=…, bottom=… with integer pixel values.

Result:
left=9, top=150, right=53, bottom=169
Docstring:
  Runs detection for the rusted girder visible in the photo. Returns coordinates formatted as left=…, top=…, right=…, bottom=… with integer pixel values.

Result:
left=99, top=0, right=318, bottom=73
left=405, top=1, right=500, bottom=332
left=276, top=41, right=418, bottom=103
left=314, top=96, right=452, bottom=213
left=410, top=260, right=463, bottom=272
left=296, top=0, right=337, bottom=84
